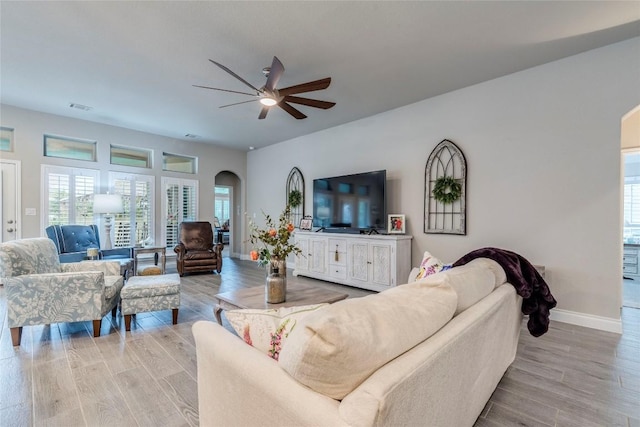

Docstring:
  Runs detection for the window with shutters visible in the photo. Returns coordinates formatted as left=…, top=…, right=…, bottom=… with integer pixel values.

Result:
left=42, top=165, right=99, bottom=229
left=215, top=186, right=231, bottom=225
left=162, top=177, right=198, bottom=249
left=110, top=172, right=154, bottom=247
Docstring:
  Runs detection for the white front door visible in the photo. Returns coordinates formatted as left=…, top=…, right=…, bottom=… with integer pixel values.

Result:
left=0, top=160, right=21, bottom=242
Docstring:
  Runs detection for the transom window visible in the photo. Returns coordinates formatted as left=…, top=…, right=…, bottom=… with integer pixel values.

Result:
left=163, top=152, right=197, bottom=174
left=44, top=134, right=97, bottom=162
left=110, top=145, right=152, bottom=168
left=0, top=127, right=14, bottom=152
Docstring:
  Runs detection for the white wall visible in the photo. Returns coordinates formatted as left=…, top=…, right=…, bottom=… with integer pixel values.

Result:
left=248, top=37, right=640, bottom=324
left=0, top=105, right=247, bottom=244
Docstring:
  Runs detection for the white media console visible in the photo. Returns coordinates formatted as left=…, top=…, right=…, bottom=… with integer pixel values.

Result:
left=293, top=231, right=412, bottom=292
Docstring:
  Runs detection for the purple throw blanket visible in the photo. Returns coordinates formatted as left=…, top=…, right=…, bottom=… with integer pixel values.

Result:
left=453, top=247, right=557, bottom=337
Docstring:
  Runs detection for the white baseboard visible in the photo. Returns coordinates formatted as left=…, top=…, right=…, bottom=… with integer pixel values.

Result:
left=550, top=308, right=622, bottom=334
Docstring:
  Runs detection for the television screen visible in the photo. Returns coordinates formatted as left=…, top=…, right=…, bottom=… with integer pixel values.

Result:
left=313, top=170, right=386, bottom=232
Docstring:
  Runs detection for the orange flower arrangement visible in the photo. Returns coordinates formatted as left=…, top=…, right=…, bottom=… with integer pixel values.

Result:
left=248, top=206, right=301, bottom=266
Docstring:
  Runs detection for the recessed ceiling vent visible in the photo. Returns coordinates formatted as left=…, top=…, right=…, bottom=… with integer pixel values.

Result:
left=69, top=103, right=92, bottom=111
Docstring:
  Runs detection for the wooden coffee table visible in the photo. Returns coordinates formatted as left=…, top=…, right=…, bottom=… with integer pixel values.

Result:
left=213, top=282, right=348, bottom=324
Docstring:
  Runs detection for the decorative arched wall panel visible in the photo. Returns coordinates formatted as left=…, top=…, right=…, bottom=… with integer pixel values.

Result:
left=286, top=167, right=305, bottom=227
left=424, top=139, right=467, bottom=235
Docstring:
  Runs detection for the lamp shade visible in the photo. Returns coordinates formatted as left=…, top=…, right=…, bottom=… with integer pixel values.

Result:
left=93, top=194, right=123, bottom=214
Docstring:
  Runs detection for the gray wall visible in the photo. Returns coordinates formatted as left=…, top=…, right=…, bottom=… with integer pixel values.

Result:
left=247, top=37, right=640, bottom=325
left=0, top=105, right=247, bottom=245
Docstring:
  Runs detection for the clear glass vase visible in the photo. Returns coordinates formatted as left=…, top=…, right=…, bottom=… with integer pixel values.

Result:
left=266, top=258, right=286, bottom=303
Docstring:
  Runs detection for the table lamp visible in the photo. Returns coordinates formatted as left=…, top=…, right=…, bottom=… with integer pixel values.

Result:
left=93, top=194, right=124, bottom=250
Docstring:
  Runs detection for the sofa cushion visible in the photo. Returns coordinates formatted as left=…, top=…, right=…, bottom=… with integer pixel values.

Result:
left=226, top=304, right=327, bottom=361
left=463, top=258, right=507, bottom=288
left=278, top=280, right=457, bottom=400
left=419, top=264, right=496, bottom=315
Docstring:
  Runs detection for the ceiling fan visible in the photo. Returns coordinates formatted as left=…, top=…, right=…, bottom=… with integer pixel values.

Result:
left=194, top=56, right=335, bottom=120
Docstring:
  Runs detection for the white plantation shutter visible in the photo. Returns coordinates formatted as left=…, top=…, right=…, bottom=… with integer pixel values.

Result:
left=110, top=172, right=154, bottom=248
left=162, top=177, right=198, bottom=249
left=165, top=182, right=180, bottom=248
left=42, top=165, right=99, bottom=229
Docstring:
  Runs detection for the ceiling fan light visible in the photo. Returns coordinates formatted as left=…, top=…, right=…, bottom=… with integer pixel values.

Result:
left=260, top=97, right=277, bottom=106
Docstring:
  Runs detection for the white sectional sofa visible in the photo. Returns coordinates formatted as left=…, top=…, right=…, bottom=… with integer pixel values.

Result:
left=193, top=258, right=523, bottom=427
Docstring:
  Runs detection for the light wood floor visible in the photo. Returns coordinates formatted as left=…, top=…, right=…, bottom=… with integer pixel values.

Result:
left=0, top=257, right=638, bottom=427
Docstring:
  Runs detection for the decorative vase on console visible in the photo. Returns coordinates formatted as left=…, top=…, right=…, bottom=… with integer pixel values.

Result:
left=248, top=206, right=301, bottom=304
left=266, top=258, right=287, bottom=304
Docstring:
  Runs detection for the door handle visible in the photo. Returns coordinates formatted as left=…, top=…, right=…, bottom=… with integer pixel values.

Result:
left=6, top=228, right=14, bottom=233
left=7, top=219, right=14, bottom=224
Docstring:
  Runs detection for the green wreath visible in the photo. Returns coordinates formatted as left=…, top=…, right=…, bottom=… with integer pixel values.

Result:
left=432, top=176, right=462, bottom=204
left=288, top=189, right=302, bottom=208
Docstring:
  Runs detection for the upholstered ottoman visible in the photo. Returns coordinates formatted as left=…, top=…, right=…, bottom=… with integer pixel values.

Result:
left=120, top=273, right=181, bottom=331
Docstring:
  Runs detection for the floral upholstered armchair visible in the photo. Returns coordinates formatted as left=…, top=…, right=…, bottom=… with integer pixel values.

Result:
left=0, top=238, right=124, bottom=346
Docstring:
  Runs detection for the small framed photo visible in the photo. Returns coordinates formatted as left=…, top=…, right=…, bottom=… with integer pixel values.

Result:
left=388, top=214, right=406, bottom=234
left=299, top=216, right=313, bottom=231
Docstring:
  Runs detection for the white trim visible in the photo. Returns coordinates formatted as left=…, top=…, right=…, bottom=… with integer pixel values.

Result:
left=1, top=159, right=22, bottom=240
left=550, top=308, right=622, bottom=334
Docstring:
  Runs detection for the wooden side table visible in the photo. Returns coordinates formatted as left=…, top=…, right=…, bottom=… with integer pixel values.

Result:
left=132, top=246, right=166, bottom=275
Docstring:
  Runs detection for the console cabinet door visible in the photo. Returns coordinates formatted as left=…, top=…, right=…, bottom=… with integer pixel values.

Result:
left=370, top=243, right=392, bottom=287
left=309, top=238, right=328, bottom=275
left=347, top=241, right=392, bottom=287
left=348, top=241, right=370, bottom=284
left=295, top=236, right=310, bottom=273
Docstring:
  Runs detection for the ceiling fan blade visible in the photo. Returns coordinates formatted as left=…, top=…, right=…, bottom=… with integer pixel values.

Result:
left=278, top=102, right=307, bottom=120
left=193, top=85, right=257, bottom=97
left=219, top=99, right=260, bottom=108
left=258, top=107, right=269, bottom=120
left=278, top=77, right=332, bottom=96
left=265, top=56, right=284, bottom=92
left=283, top=96, right=336, bottom=109
left=208, top=59, right=262, bottom=93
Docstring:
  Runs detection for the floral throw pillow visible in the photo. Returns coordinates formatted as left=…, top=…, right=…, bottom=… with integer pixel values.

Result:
left=225, top=303, right=328, bottom=361
left=415, top=251, right=452, bottom=280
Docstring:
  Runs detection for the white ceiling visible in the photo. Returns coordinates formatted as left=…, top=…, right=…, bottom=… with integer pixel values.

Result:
left=1, top=1, right=639, bottom=151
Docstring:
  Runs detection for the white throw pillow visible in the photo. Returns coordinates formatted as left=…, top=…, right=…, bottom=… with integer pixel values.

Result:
left=225, top=303, right=328, bottom=361
left=278, top=280, right=457, bottom=400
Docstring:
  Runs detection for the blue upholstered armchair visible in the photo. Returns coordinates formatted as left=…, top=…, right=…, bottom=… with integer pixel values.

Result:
left=0, top=238, right=124, bottom=346
left=45, top=224, right=132, bottom=263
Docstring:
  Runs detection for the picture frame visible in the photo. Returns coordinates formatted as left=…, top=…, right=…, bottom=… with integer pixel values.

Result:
left=388, top=214, right=406, bottom=234
left=299, top=216, right=313, bottom=231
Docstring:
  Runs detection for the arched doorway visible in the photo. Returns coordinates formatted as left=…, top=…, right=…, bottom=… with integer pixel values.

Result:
left=621, top=105, right=640, bottom=309
left=215, top=171, right=241, bottom=258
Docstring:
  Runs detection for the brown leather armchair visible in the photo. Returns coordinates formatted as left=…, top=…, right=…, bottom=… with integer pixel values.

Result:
left=174, top=222, right=223, bottom=276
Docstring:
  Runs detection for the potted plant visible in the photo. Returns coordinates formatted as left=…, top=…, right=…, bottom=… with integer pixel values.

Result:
left=248, top=206, right=302, bottom=303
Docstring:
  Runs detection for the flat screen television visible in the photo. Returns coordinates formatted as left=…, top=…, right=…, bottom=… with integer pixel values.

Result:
left=313, top=170, right=386, bottom=233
